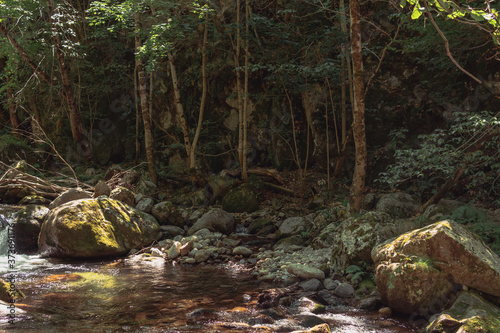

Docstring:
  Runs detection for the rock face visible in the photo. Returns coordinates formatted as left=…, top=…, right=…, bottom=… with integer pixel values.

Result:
left=49, top=188, right=91, bottom=210
left=375, top=192, right=419, bottom=218
left=372, top=220, right=500, bottom=315
left=330, top=212, right=407, bottom=272
left=187, top=208, right=235, bottom=235
left=38, top=198, right=160, bottom=258
left=221, top=184, right=259, bottom=213
left=426, top=291, right=500, bottom=333
left=13, top=205, right=50, bottom=254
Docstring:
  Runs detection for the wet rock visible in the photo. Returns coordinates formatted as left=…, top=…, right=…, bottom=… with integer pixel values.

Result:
left=372, top=220, right=500, bottom=315
left=221, top=184, right=259, bottom=213
left=296, top=323, right=331, bottom=333
left=295, top=314, right=328, bottom=328
left=334, top=283, right=355, bottom=298
left=379, top=307, right=392, bottom=316
left=233, top=246, right=252, bottom=257
left=167, top=241, right=182, bottom=259
left=49, top=188, right=91, bottom=210
left=180, top=241, right=194, bottom=256
left=38, top=198, right=160, bottom=258
left=257, top=285, right=299, bottom=309
left=109, top=186, right=135, bottom=206
left=194, top=249, right=211, bottom=263
left=247, top=217, right=274, bottom=234
left=375, top=192, right=419, bottom=218
left=297, top=297, right=326, bottom=314
left=287, top=264, right=325, bottom=280
left=135, top=197, right=154, bottom=213
left=0, top=278, right=24, bottom=302
left=426, top=291, right=500, bottom=333
left=188, top=208, right=235, bottom=235
left=13, top=205, right=49, bottom=254
left=300, top=279, right=324, bottom=292
left=323, top=278, right=339, bottom=291
left=358, top=295, right=380, bottom=311
left=93, top=181, right=111, bottom=198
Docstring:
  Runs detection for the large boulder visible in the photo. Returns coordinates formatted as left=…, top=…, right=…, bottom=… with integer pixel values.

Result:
left=38, top=198, right=160, bottom=258
left=221, top=184, right=259, bottom=213
left=375, top=192, right=420, bottom=218
left=277, top=216, right=313, bottom=239
left=426, top=291, right=500, bottom=333
left=13, top=205, right=50, bottom=254
left=372, top=220, right=500, bottom=315
left=187, top=208, right=235, bottom=235
left=330, top=212, right=409, bottom=272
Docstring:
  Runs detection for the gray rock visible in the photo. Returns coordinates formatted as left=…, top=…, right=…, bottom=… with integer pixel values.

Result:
left=334, top=283, right=355, bottom=298
left=277, top=217, right=312, bottom=238
left=187, top=208, right=235, bottom=235
left=323, top=278, right=340, bottom=291
left=13, top=205, right=49, bottom=254
left=160, top=225, right=185, bottom=239
left=109, top=187, right=135, bottom=206
left=136, top=178, right=157, bottom=197
left=151, top=201, right=175, bottom=225
left=49, top=188, right=91, bottom=209
left=136, top=197, right=154, bottom=213
left=375, top=192, right=419, bottom=218
left=93, top=181, right=110, bottom=198
left=233, top=246, right=253, bottom=257
left=286, top=264, right=325, bottom=280
left=195, top=249, right=211, bottom=263
left=299, top=278, right=324, bottom=291
left=167, top=241, right=181, bottom=259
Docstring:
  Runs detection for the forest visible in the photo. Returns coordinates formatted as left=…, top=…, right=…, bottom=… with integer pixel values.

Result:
left=1, top=1, right=500, bottom=331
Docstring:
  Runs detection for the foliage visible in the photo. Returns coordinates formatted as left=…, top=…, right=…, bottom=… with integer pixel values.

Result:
left=377, top=111, right=500, bottom=205
left=444, top=205, right=488, bottom=224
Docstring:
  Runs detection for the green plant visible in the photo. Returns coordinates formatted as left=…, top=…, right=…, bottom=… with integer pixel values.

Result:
left=444, top=205, right=488, bottom=224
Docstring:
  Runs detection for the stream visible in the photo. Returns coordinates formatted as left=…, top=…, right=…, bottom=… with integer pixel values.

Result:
left=0, top=206, right=418, bottom=332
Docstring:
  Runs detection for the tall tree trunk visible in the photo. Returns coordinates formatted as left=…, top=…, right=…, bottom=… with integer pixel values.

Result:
left=135, top=12, right=157, bottom=183
left=236, top=0, right=243, bottom=168
left=47, top=0, right=89, bottom=155
left=189, top=14, right=209, bottom=170
left=349, top=0, right=367, bottom=213
left=339, top=0, right=353, bottom=142
left=168, top=52, right=192, bottom=158
left=6, top=76, right=20, bottom=138
left=242, top=0, right=250, bottom=182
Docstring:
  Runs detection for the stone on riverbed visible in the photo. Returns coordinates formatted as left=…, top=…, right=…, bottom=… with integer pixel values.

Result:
left=49, top=188, right=91, bottom=209
left=286, top=264, right=325, bottom=280
left=38, top=197, right=160, bottom=258
left=187, top=208, right=235, bottom=235
left=13, top=205, right=49, bottom=254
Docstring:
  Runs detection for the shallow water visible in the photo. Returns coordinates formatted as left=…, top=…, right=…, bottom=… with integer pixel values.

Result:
left=0, top=206, right=418, bottom=332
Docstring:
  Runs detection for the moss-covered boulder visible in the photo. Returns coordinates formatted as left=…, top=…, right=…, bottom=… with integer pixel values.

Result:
left=221, top=184, right=259, bottom=213
left=426, top=291, right=500, bottom=333
left=38, top=198, right=160, bottom=258
left=0, top=278, right=24, bottom=302
left=330, top=212, right=408, bottom=273
left=13, top=205, right=50, bottom=254
left=372, top=221, right=500, bottom=315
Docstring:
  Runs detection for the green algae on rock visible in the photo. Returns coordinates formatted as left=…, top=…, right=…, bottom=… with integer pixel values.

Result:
left=38, top=198, right=160, bottom=258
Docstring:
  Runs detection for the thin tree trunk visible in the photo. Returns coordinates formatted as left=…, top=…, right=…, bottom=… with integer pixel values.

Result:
left=134, top=63, right=140, bottom=163
left=47, top=0, right=89, bottom=158
left=339, top=0, right=354, bottom=119
left=168, top=52, right=192, bottom=157
left=6, top=75, right=20, bottom=138
left=242, top=0, right=250, bottom=182
left=236, top=0, right=243, bottom=168
left=135, top=12, right=157, bottom=183
left=190, top=14, right=209, bottom=170
left=349, top=0, right=367, bottom=213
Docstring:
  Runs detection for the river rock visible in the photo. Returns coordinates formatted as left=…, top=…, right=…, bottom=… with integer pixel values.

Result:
left=334, top=283, right=355, bottom=298
left=277, top=217, right=312, bottom=239
left=13, top=205, right=49, bottom=254
left=109, top=186, right=135, bottom=206
left=195, top=249, right=212, bottom=263
left=330, top=211, right=408, bottom=273
left=233, top=246, right=253, bottom=257
left=187, top=208, right=235, bottom=235
left=375, top=192, right=420, bottom=218
left=136, top=178, right=157, bottom=197
left=372, top=220, right=500, bottom=315
left=426, top=291, right=500, bottom=333
left=0, top=278, right=24, bottom=302
left=136, top=197, right=154, bottom=213
left=286, top=264, right=325, bottom=280
left=160, top=225, right=185, bottom=238
left=167, top=241, right=182, bottom=259
left=295, top=323, right=331, bottom=333
left=93, top=181, right=111, bottom=197
left=49, top=188, right=91, bottom=210
left=221, top=184, right=259, bottom=213
left=151, top=201, right=175, bottom=225
left=38, top=197, right=160, bottom=258
left=300, top=278, right=324, bottom=291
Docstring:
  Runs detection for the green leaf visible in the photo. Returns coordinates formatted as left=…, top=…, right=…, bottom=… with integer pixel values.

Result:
left=411, top=5, right=423, bottom=19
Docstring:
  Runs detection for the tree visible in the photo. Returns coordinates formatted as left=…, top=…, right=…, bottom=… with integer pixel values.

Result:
left=348, top=0, right=367, bottom=213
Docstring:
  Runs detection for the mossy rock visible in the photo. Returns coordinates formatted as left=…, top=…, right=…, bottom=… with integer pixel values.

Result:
left=221, top=184, right=259, bottom=213
left=427, top=291, right=500, bottom=333
left=0, top=278, right=25, bottom=302
left=38, top=197, right=160, bottom=258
